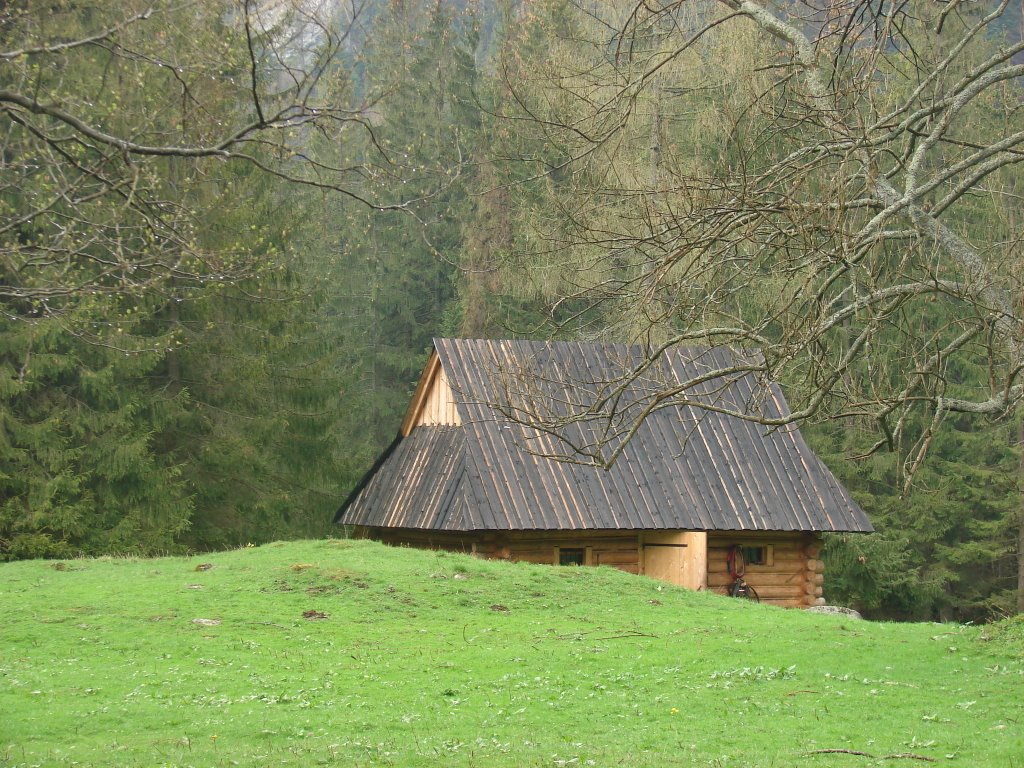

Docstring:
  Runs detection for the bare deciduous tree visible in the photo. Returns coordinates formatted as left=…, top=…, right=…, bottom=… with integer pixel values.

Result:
left=0, top=0, right=386, bottom=310
left=494, top=0, right=1023, bottom=484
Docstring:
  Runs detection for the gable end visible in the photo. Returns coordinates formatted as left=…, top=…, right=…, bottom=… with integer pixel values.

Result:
left=400, top=350, right=461, bottom=435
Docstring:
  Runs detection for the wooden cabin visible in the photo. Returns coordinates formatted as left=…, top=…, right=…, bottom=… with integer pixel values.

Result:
left=336, top=338, right=872, bottom=607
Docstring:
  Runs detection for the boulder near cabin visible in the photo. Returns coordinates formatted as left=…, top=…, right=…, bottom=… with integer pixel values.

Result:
left=337, top=338, right=872, bottom=607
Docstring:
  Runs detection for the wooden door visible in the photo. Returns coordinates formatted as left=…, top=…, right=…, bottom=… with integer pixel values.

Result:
left=644, top=543, right=686, bottom=585
left=643, top=531, right=708, bottom=590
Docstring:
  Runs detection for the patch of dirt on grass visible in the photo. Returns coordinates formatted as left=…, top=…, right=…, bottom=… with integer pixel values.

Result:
left=305, top=584, right=342, bottom=596
left=262, top=579, right=295, bottom=593
left=324, top=568, right=359, bottom=580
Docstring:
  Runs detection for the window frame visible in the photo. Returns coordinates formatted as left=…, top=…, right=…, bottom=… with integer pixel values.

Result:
left=554, top=546, right=592, bottom=566
left=739, top=544, right=774, bottom=568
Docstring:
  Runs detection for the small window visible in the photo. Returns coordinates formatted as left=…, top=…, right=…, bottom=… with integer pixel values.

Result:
left=741, top=546, right=771, bottom=567
left=558, top=548, right=585, bottom=566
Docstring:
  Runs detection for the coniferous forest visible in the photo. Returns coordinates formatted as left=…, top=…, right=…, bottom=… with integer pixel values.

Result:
left=1, top=0, right=1022, bottom=623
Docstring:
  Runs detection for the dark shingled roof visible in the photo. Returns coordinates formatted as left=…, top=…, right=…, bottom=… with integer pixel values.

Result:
left=338, top=338, right=873, bottom=533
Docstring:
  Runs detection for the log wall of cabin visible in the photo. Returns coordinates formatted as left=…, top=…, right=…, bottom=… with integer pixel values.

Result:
left=354, top=526, right=824, bottom=608
left=706, top=532, right=824, bottom=608
left=488, top=531, right=642, bottom=573
left=355, top=527, right=642, bottom=571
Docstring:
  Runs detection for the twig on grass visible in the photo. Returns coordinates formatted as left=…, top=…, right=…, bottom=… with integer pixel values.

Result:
left=535, top=628, right=658, bottom=643
left=251, top=621, right=290, bottom=630
left=594, top=630, right=658, bottom=640
left=882, top=754, right=936, bottom=762
left=807, top=749, right=935, bottom=762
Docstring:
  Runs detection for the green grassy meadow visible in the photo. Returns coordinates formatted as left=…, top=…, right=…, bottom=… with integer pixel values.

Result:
left=1, top=539, right=1022, bottom=767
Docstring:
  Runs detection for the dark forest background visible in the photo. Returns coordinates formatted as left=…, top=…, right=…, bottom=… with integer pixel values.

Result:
left=1, top=0, right=1022, bottom=623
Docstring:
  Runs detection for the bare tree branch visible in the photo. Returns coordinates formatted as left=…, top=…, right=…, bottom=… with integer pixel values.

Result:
left=490, top=0, right=1024, bottom=480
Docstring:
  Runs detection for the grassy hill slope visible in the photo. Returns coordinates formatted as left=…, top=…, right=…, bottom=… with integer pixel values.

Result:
left=1, top=539, right=1022, bottom=767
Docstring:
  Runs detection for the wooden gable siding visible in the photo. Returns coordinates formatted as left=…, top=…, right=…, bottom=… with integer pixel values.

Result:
left=399, top=352, right=462, bottom=437
left=419, top=366, right=460, bottom=428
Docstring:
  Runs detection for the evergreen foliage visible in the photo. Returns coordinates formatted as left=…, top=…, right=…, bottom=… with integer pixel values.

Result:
left=0, top=0, right=358, bottom=557
left=0, top=306, right=190, bottom=558
left=814, top=415, right=1022, bottom=622
left=1, top=0, right=1021, bottom=622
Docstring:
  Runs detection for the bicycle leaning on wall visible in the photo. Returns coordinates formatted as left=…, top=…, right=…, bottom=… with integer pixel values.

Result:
left=726, top=545, right=760, bottom=602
